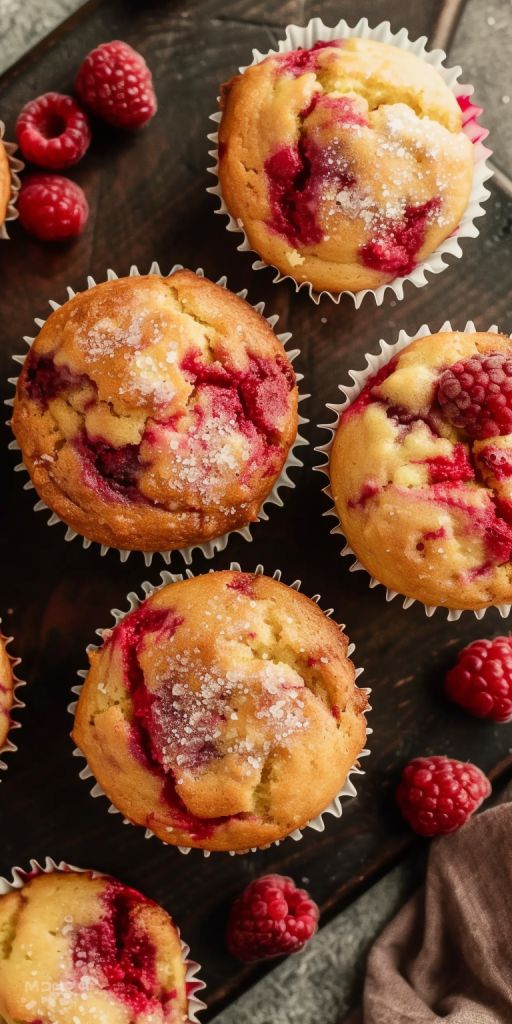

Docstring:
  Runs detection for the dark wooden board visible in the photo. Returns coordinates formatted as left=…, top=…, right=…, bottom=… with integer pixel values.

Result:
left=1, top=0, right=512, bottom=1016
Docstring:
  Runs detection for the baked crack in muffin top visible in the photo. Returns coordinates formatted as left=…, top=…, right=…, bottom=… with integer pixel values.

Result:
left=218, top=38, right=474, bottom=293
left=330, top=331, right=512, bottom=609
left=73, top=571, right=368, bottom=851
left=0, top=871, right=188, bottom=1023
left=12, top=271, right=298, bottom=552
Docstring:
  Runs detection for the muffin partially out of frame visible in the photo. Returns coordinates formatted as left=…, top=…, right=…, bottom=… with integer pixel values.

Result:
left=218, top=38, right=474, bottom=294
left=73, top=570, right=368, bottom=851
left=0, top=870, right=189, bottom=1023
left=0, top=140, right=11, bottom=231
left=12, top=271, right=298, bottom=552
left=0, top=635, right=14, bottom=751
left=330, top=330, right=512, bottom=610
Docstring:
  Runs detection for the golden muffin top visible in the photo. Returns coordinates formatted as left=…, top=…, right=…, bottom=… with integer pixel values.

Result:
left=12, top=271, right=298, bottom=552
left=0, top=871, right=187, bottom=1024
left=73, top=570, right=368, bottom=851
left=219, top=38, right=473, bottom=293
left=330, top=331, right=512, bottom=610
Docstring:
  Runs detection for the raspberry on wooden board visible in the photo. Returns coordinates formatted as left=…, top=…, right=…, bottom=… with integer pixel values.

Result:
left=75, top=40, right=157, bottom=129
left=17, top=174, right=89, bottom=241
left=445, top=636, right=512, bottom=722
left=16, top=92, right=91, bottom=169
left=396, top=756, right=491, bottom=836
left=227, top=874, right=319, bottom=962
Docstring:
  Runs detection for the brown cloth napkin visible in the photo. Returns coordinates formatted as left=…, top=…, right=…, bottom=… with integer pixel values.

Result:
left=363, top=802, right=512, bottom=1023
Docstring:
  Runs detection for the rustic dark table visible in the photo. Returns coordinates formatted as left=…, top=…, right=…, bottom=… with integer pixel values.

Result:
left=1, top=0, right=512, bottom=1018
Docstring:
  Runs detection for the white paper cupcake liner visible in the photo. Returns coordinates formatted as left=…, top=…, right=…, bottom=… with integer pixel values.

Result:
left=6, top=263, right=307, bottom=567
left=69, top=561, right=371, bottom=857
left=316, top=320, right=512, bottom=622
left=207, top=17, right=492, bottom=306
left=0, top=121, right=23, bottom=240
left=0, top=857, right=206, bottom=1022
left=0, top=619, right=26, bottom=778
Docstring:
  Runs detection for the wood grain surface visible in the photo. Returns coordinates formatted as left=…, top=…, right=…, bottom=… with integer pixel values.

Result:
left=0, top=0, right=511, bottom=1017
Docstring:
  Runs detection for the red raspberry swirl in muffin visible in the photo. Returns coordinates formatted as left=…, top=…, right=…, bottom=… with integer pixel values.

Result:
left=219, top=38, right=474, bottom=294
left=12, top=272, right=298, bottom=552
left=330, top=331, right=512, bottom=610
left=0, top=870, right=189, bottom=1022
left=73, top=571, right=367, bottom=851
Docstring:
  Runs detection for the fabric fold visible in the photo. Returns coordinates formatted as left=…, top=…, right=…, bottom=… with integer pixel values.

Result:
left=364, top=803, right=512, bottom=1023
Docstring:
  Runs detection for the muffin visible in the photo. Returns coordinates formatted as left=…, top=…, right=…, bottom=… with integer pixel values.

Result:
left=73, top=569, right=368, bottom=851
left=218, top=38, right=474, bottom=294
left=0, top=870, right=188, bottom=1023
left=12, top=271, right=298, bottom=552
left=329, top=330, right=512, bottom=611
left=0, top=139, right=11, bottom=228
left=0, top=122, right=22, bottom=238
left=0, top=635, right=14, bottom=751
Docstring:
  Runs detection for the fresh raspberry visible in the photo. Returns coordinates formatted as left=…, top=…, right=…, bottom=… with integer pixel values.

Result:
left=16, top=92, right=91, bottom=169
left=75, top=40, right=157, bottom=129
left=396, top=756, right=491, bottom=836
left=437, top=352, right=512, bottom=439
left=227, top=874, right=319, bottom=962
left=18, top=174, right=89, bottom=241
left=445, top=636, right=512, bottom=722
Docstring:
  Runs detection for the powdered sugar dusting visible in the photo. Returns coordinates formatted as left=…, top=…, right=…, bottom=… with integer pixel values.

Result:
left=114, top=584, right=313, bottom=784
left=159, top=398, right=252, bottom=502
left=150, top=644, right=309, bottom=779
left=21, top=291, right=295, bottom=521
left=263, top=59, right=470, bottom=272
left=10, top=876, right=179, bottom=1022
left=130, top=349, right=177, bottom=405
left=331, top=107, right=458, bottom=249
left=76, top=313, right=148, bottom=359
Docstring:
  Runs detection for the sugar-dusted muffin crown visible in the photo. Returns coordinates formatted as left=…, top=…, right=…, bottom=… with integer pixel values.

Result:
left=219, top=38, right=473, bottom=293
left=73, top=570, right=368, bottom=851
left=12, top=271, right=298, bottom=551
left=0, top=635, right=14, bottom=748
left=0, top=871, right=187, bottom=1023
left=330, top=330, right=512, bottom=610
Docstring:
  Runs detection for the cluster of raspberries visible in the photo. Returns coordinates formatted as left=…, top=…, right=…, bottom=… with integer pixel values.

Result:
left=15, top=41, right=157, bottom=240
left=227, top=627, right=512, bottom=961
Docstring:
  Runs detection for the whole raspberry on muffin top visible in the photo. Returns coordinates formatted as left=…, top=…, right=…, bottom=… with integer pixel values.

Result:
left=218, top=38, right=474, bottom=294
left=0, top=636, right=14, bottom=750
left=72, top=570, right=368, bottom=852
left=12, top=272, right=298, bottom=552
left=330, top=331, right=512, bottom=610
left=0, top=870, right=188, bottom=1023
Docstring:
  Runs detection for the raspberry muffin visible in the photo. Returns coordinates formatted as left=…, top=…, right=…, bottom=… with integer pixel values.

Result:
left=218, top=38, right=473, bottom=294
left=73, top=570, right=367, bottom=851
left=330, top=330, right=512, bottom=610
left=0, top=870, right=188, bottom=1023
left=0, top=635, right=14, bottom=751
left=12, top=271, right=298, bottom=552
